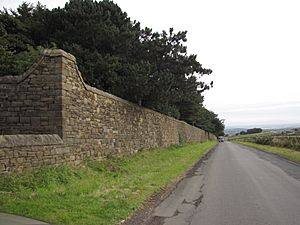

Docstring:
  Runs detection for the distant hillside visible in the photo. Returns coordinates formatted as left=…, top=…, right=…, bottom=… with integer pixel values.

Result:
left=226, top=123, right=300, bottom=136
left=259, top=124, right=300, bottom=130
left=225, top=128, right=247, bottom=136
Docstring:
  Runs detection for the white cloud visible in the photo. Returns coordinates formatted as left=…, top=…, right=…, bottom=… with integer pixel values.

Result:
left=0, top=0, right=66, bottom=10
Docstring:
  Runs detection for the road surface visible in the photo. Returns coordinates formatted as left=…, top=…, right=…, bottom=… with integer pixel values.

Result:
left=148, top=142, right=300, bottom=225
left=0, top=213, right=49, bottom=225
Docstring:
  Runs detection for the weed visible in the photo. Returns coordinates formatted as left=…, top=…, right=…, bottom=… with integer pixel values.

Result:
left=0, top=165, right=81, bottom=192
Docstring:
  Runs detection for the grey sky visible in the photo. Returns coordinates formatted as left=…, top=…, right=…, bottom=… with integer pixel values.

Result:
left=1, top=0, right=300, bottom=128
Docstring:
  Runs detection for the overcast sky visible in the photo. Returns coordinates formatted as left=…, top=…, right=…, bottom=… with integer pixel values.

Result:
left=1, top=0, right=300, bottom=128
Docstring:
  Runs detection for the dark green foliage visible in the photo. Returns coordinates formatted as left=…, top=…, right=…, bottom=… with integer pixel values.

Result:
left=255, top=135, right=273, bottom=145
left=194, top=106, right=225, bottom=136
left=272, top=136, right=300, bottom=151
left=0, top=7, right=44, bottom=75
left=136, top=28, right=212, bottom=117
left=0, top=0, right=224, bottom=135
left=0, top=45, right=43, bottom=76
left=230, top=133, right=300, bottom=151
left=246, top=128, right=263, bottom=134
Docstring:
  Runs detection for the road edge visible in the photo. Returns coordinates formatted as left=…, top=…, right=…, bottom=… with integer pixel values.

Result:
left=118, top=143, right=218, bottom=225
left=232, top=141, right=300, bottom=166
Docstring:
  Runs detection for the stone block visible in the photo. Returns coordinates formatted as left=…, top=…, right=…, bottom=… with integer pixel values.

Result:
left=30, top=117, right=40, bottom=127
left=20, top=117, right=30, bottom=123
left=4, top=150, right=13, bottom=158
left=1, top=159, right=10, bottom=165
left=36, top=151, right=43, bottom=158
left=19, top=151, right=27, bottom=157
left=0, top=150, right=5, bottom=158
left=7, top=117, right=19, bottom=123
left=27, top=152, right=36, bottom=157
left=0, top=163, right=6, bottom=172
left=17, top=157, right=25, bottom=163
left=55, top=147, right=70, bottom=154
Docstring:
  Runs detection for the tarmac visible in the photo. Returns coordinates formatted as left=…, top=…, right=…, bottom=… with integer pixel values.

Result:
left=145, top=142, right=300, bottom=225
left=0, top=213, right=50, bottom=225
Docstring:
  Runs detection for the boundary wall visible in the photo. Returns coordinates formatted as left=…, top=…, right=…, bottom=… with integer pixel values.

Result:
left=0, top=50, right=215, bottom=173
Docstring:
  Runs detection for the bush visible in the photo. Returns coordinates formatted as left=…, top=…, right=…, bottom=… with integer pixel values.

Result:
left=246, top=128, right=263, bottom=134
left=254, top=136, right=273, bottom=145
left=234, top=135, right=300, bottom=152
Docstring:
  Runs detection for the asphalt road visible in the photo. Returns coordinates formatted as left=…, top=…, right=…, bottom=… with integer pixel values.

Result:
left=0, top=213, right=49, bottom=225
left=149, top=142, right=300, bottom=225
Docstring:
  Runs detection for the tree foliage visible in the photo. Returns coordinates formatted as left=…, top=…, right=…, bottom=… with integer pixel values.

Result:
left=0, top=0, right=224, bottom=136
left=246, top=128, right=263, bottom=134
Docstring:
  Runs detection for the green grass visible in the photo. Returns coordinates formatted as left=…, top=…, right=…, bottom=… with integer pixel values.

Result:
left=235, top=141, right=300, bottom=164
left=0, top=141, right=217, bottom=225
left=230, top=133, right=300, bottom=151
left=228, top=132, right=272, bottom=141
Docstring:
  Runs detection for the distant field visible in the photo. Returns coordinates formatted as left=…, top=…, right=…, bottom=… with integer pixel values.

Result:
left=228, top=132, right=271, bottom=140
left=236, top=141, right=300, bottom=164
left=228, top=132, right=300, bottom=151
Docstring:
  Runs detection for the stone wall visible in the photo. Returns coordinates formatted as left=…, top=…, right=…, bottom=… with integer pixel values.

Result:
left=0, top=53, right=63, bottom=136
left=0, top=49, right=215, bottom=173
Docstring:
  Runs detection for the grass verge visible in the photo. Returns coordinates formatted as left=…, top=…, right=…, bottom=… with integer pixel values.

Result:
left=235, top=141, right=300, bottom=164
left=0, top=141, right=217, bottom=225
